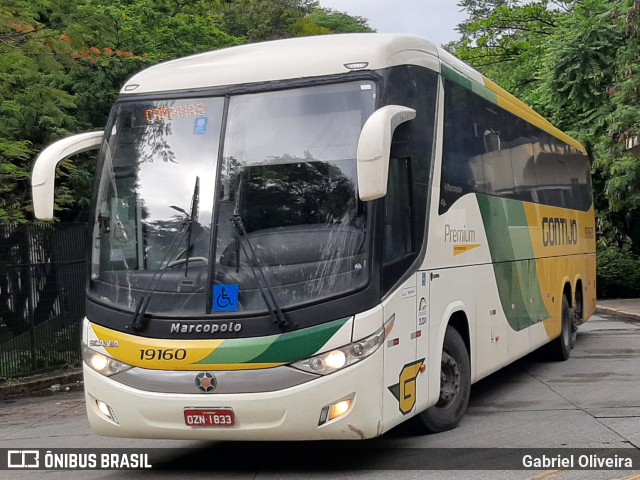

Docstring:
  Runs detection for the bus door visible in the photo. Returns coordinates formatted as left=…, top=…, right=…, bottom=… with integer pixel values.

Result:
left=382, top=277, right=420, bottom=423
left=413, top=270, right=430, bottom=413
left=380, top=155, right=426, bottom=423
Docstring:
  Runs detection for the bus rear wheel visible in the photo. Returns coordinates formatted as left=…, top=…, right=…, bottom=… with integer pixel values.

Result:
left=416, top=325, right=470, bottom=433
left=547, top=295, right=573, bottom=361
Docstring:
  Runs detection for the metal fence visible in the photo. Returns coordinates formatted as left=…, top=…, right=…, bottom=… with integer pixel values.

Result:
left=0, top=223, right=87, bottom=378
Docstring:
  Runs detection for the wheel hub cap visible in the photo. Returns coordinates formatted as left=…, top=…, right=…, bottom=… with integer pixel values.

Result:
left=438, top=352, right=460, bottom=407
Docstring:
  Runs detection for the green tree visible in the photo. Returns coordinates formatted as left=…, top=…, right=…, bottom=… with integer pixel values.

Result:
left=451, top=1, right=575, bottom=104
left=219, top=0, right=316, bottom=41
left=0, top=1, right=82, bottom=222
left=600, top=3, right=640, bottom=160
left=0, top=0, right=374, bottom=223
left=309, top=8, right=373, bottom=34
left=538, top=1, right=623, bottom=138
left=589, top=1, right=640, bottom=249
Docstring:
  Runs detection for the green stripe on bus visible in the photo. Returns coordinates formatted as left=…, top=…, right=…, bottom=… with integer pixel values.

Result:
left=477, top=195, right=550, bottom=330
left=194, top=317, right=350, bottom=365
left=477, top=195, right=533, bottom=262
left=441, top=64, right=497, bottom=105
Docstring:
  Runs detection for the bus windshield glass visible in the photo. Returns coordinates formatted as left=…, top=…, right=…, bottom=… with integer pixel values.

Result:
left=89, top=81, right=376, bottom=317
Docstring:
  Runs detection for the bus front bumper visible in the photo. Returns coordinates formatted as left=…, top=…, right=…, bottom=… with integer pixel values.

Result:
left=83, top=350, right=384, bottom=441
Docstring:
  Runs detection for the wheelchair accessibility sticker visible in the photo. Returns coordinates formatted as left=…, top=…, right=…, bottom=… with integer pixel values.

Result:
left=213, top=285, right=239, bottom=312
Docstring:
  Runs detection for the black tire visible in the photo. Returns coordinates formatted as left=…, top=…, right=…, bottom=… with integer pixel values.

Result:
left=416, top=326, right=471, bottom=433
left=571, top=290, right=583, bottom=349
left=548, top=295, right=573, bottom=361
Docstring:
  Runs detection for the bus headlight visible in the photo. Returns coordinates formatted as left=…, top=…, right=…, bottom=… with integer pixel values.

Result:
left=291, top=324, right=386, bottom=375
left=82, top=344, right=132, bottom=377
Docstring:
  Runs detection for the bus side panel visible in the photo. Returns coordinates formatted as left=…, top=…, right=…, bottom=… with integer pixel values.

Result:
left=424, top=191, right=596, bottom=387
left=425, top=263, right=511, bottom=388
left=478, top=196, right=596, bottom=341
left=523, top=201, right=597, bottom=343
left=423, top=190, right=511, bottom=385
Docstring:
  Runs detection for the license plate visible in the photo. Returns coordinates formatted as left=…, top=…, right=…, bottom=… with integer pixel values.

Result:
left=184, top=408, right=235, bottom=427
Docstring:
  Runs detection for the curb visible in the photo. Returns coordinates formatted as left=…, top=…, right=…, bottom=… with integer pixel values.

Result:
left=595, top=306, right=640, bottom=322
left=0, top=369, right=83, bottom=400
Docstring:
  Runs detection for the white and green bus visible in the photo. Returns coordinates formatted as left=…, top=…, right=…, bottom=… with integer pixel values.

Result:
left=32, top=34, right=595, bottom=440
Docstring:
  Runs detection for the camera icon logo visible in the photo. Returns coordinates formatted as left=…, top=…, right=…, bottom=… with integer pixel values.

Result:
left=7, top=450, right=40, bottom=468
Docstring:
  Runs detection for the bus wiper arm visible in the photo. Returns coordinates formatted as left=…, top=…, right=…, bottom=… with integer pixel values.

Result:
left=183, top=177, right=199, bottom=277
left=127, top=223, right=189, bottom=332
left=230, top=215, right=292, bottom=331
left=128, top=177, right=199, bottom=333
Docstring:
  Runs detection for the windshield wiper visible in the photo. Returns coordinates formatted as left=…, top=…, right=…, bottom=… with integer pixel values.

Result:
left=229, top=214, right=292, bottom=331
left=169, top=177, right=200, bottom=278
left=127, top=223, right=189, bottom=332
left=127, top=177, right=199, bottom=333
left=185, top=178, right=199, bottom=276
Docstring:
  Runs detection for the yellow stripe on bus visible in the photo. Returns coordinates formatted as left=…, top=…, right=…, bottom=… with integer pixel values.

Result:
left=91, top=323, right=224, bottom=370
left=522, top=203, right=596, bottom=339
left=483, top=77, right=586, bottom=153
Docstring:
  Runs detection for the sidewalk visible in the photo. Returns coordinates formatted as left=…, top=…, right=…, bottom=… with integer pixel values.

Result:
left=1, top=299, right=639, bottom=400
left=595, top=298, right=640, bottom=321
left=0, top=368, right=83, bottom=400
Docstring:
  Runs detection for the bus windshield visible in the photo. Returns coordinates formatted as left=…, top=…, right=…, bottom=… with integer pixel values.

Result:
left=89, top=81, right=376, bottom=317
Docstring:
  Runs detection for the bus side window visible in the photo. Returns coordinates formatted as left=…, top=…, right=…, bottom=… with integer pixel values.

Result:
left=382, top=156, right=415, bottom=293
left=383, top=157, right=413, bottom=265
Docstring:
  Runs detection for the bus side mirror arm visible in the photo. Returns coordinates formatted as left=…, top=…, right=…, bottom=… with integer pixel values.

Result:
left=356, top=105, right=416, bottom=201
left=31, top=131, right=104, bottom=220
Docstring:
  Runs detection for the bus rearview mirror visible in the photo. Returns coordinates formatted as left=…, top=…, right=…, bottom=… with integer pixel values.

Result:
left=356, top=105, right=416, bottom=201
left=31, top=131, right=104, bottom=220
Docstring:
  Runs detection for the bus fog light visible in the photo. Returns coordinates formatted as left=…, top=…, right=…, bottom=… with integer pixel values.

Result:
left=97, top=399, right=110, bottom=417
left=318, top=397, right=354, bottom=425
left=329, top=400, right=351, bottom=420
left=95, top=399, right=119, bottom=424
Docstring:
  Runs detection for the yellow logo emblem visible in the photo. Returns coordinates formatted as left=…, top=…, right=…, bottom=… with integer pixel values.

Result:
left=388, top=359, right=425, bottom=414
left=453, top=244, right=481, bottom=256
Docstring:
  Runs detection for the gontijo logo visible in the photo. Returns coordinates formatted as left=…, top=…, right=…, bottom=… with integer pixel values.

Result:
left=542, top=217, right=578, bottom=247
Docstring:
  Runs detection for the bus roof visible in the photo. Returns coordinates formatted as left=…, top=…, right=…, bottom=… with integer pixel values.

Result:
left=121, top=33, right=585, bottom=153
left=121, top=34, right=439, bottom=94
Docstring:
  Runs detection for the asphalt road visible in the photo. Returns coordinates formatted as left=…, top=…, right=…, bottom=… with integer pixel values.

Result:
left=1, top=313, right=639, bottom=479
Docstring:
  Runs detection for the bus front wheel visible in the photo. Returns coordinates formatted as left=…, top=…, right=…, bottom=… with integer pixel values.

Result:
left=416, top=325, right=470, bottom=433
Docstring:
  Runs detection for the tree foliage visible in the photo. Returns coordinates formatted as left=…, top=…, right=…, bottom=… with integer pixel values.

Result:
left=451, top=1, right=572, bottom=102
left=0, top=1, right=145, bottom=222
left=0, top=0, right=372, bottom=223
